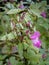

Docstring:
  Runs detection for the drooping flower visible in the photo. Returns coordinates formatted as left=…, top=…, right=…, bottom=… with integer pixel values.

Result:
left=32, top=38, right=41, bottom=48
left=30, top=31, right=41, bottom=48
left=30, top=31, right=41, bottom=40
left=19, top=4, right=24, bottom=9
left=40, top=12, right=46, bottom=18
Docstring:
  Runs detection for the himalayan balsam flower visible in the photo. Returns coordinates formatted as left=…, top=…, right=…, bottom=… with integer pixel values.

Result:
left=41, top=12, right=46, bottom=18
left=30, top=31, right=41, bottom=39
left=32, top=38, right=41, bottom=48
left=19, top=4, right=24, bottom=9
left=30, top=31, right=41, bottom=48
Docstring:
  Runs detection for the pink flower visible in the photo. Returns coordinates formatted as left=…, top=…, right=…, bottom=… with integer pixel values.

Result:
left=30, top=31, right=41, bottom=48
left=30, top=31, right=41, bottom=40
left=41, top=12, right=46, bottom=18
left=19, top=5, right=24, bottom=9
left=32, top=38, right=41, bottom=48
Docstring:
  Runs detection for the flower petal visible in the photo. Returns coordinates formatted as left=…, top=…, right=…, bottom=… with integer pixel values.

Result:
left=30, top=31, right=41, bottom=40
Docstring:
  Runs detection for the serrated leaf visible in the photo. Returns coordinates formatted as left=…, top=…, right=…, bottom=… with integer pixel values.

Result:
left=27, top=48, right=41, bottom=63
left=0, top=32, right=17, bottom=40
left=5, top=3, right=15, bottom=9
left=30, top=45, right=39, bottom=53
left=29, top=8, right=41, bottom=17
left=40, top=23, right=49, bottom=30
left=7, top=9, right=24, bottom=14
left=24, top=13, right=32, bottom=22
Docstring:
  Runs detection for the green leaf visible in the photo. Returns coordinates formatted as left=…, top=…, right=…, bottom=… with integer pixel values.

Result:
left=7, top=32, right=17, bottom=40
left=7, top=9, right=25, bottom=14
left=27, top=48, right=41, bottom=63
left=29, top=9, right=41, bottom=17
left=10, top=57, right=17, bottom=65
left=2, top=15, right=10, bottom=22
left=0, top=31, right=17, bottom=40
left=5, top=3, right=15, bottom=9
left=36, top=24, right=46, bottom=35
left=18, top=43, right=23, bottom=59
left=40, top=22, right=49, bottom=30
left=0, top=61, right=2, bottom=65
left=0, top=55, right=7, bottom=61
left=10, top=57, right=24, bottom=65
left=23, top=42, right=29, bottom=50
left=24, top=13, right=32, bottom=22
left=2, top=45, right=10, bottom=53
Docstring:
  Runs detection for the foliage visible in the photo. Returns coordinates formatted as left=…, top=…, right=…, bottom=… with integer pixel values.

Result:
left=0, top=1, right=49, bottom=65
